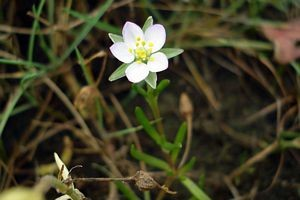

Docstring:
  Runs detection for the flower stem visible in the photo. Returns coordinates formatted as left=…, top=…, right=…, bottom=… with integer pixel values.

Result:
left=146, top=85, right=165, bottom=136
left=35, top=175, right=83, bottom=200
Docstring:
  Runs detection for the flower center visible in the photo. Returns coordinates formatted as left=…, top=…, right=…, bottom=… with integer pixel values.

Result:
left=130, top=37, right=154, bottom=63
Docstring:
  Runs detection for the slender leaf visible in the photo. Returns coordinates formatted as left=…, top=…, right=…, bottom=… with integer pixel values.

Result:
left=159, top=48, right=184, bottom=59
left=109, top=63, right=129, bottom=81
left=0, top=85, right=28, bottom=137
left=21, top=71, right=43, bottom=88
left=0, top=58, right=46, bottom=69
left=180, top=176, right=211, bottom=200
left=115, top=181, right=140, bottom=200
left=291, top=62, right=300, bottom=75
left=53, top=0, right=114, bottom=69
left=171, top=122, right=187, bottom=162
left=27, top=0, right=46, bottom=66
left=155, top=79, right=170, bottom=95
left=131, top=145, right=172, bottom=172
left=135, top=107, right=162, bottom=143
left=178, top=157, right=196, bottom=176
left=66, top=9, right=120, bottom=34
left=132, top=84, right=147, bottom=97
left=75, top=48, right=93, bottom=84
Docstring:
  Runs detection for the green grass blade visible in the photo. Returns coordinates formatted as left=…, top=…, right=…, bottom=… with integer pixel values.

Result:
left=0, top=58, right=46, bottom=69
left=0, top=85, right=28, bottom=138
left=27, top=0, right=46, bottom=66
left=75, top=48, right=93, bottom=84
left=115, top=181, right=140, bottom=200
left=53, top=0, right=113, bottom=69
left=135, top=107, right=162, bottom=144
left=130, top=145, right=172, bottom=172
left=66, top=8, right=120, bottom=34
left=171, top=122, right=187, bottom=163
left=180, top=176, right=211, bottom=200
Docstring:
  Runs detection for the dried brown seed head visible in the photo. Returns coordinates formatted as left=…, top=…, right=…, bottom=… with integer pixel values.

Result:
left=133, top=171, right=158, bottom=191
left=179, top=92, right=193, bottom=118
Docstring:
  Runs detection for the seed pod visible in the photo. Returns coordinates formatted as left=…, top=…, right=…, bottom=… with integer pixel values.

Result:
left=133, top=171, right=158, bottom=191
left=179, top=92, right=193, bottom=118
left=74, top=86, right=99, bottom=118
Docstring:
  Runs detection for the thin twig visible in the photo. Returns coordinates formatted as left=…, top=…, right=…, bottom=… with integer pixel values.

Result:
left=228, top=141, right=279, bottom=180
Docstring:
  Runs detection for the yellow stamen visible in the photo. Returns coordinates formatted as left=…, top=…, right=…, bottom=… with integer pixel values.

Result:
left=148, top=42, right=154, bottom=47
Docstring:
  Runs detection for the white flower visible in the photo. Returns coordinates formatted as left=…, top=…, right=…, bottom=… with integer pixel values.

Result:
left=54, top=153, right=73, bottom=200
left=109, top=21, right=168, bottom=85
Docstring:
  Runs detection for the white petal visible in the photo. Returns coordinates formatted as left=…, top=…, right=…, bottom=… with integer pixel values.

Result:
left=110, top=42, right=134, bottom=63
left=147, top=52, right=168, bottom=72
left=125, top=62, right=149, bottom=83
left=144, top=24, right=166, bottom=52
left=54, top=153, right=69, bottom=181
left=122, top=22, right=144, bottom=48
left=55, top=195, right=72, bottom=200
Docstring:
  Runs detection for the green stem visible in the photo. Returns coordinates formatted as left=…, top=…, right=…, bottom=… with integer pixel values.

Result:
left=146, top=85, right=165, bottom=136
left=35, top=175, right=83, bottom=200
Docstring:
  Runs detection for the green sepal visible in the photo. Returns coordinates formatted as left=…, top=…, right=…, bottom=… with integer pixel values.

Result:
left=108, top=33, right=123, bottom=43
left=109, top=63, right=129, bottom=81
left=142, top=16, right=153, bottom=32
left=145, top=72, right=157, bottom=89
left=159, top=48, right=184, bottom=59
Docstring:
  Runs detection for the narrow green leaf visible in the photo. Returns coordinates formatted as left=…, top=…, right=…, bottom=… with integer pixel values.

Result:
left=178, top=157, right=196, bottom=176
left=142, top=16, right=153, bottom=32
left=159, top=48, right=184, bottom=59
left=160, top=140, right=181, bottom=152
left=75, top=48, right=93, bottom=84
left=145, top=72, right=157, bottom=89
left=171, top=122, right=187, bottom=162
left=291, top=62, right=300, bottom=75
left=135, top=107, right=162, bottom=144
left=108, top=33, right=123, bottom=43
left=131, top=145, right=172, bottom=172
left=115, top=181, right=140, bottom=200
left=155, top=79, right=170, bottom=95
left=180, top=176, right=211, bottom=200
left=0, top=85, right=28, bottom=138
left=106, top=118, right=161, bottom=139
left=21, top=71, right=42, bottom=88
left=109, top=63, right=129, bottom=81
left=27, top=0, right=46, bottom=66
left=132, top=84, right=147, bottom=97
left=66, top=9, right=120, bottom=34
left=0, top=58, right=46, bottom=69
left=53, top=0, right=114, bottom=69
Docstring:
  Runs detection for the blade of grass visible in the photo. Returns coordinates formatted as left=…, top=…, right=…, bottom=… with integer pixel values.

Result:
left=106, top=118, right=162, bottom=139
left=0, top=58, right=46, bottom=69
left=115, top=181, right=141, bottom=200
left=0, top=84, right=29, bottom=137
left=52, top=0, right=113, bottom=69
left=66, top=9, right=120, bottom=34
left=130, top=145, right=172, bottom=172
left=180, top=176, right=211, bottom=200
left=27, top=0, right=46, bottom=66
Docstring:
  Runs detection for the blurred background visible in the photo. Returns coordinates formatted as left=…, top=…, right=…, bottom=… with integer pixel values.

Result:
left=0, top=0, right=300, bottom=199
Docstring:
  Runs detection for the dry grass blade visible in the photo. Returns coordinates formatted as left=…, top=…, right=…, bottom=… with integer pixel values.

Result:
left=183, top=54, right=220, bottom=110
